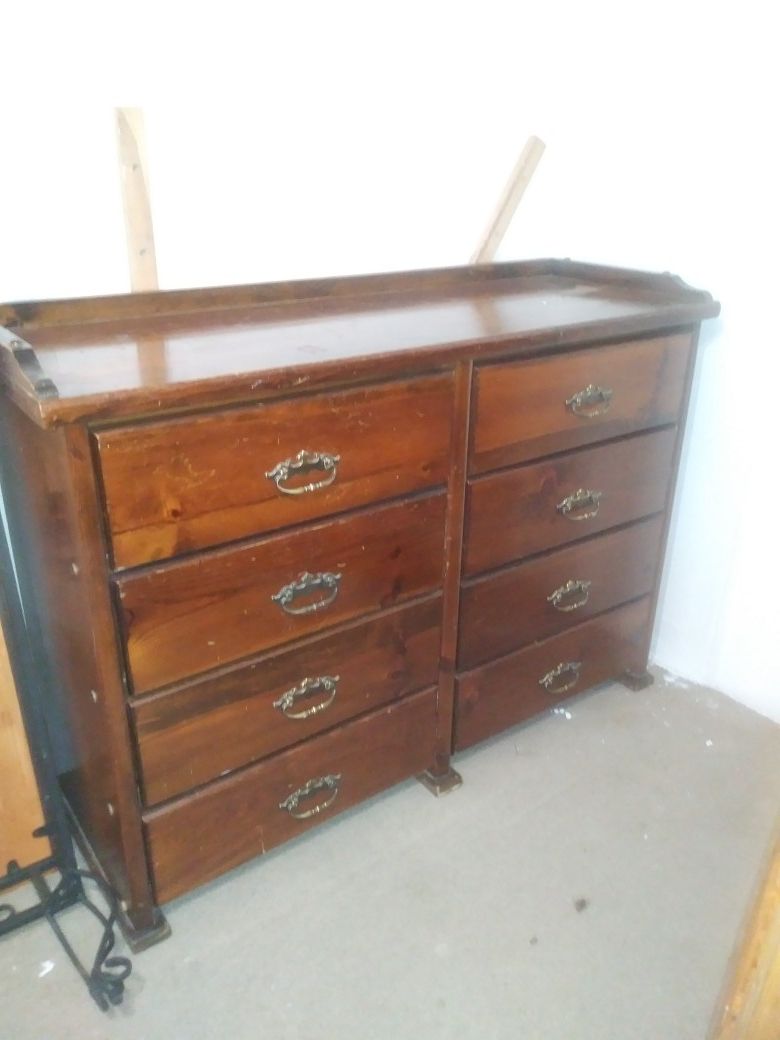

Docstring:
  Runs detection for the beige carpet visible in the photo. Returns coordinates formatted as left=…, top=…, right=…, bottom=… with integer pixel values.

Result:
left=1, top=672, right=778, bottom=1040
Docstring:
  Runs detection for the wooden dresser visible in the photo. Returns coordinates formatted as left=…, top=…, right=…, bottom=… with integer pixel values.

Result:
left=0, top=260, right=719, bottom=947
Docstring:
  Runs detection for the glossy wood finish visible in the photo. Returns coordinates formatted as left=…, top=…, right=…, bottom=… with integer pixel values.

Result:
left=464, top=428, right=677, bottom=575
left=458, top=515, right=664, bottom=670
left=425, top=360, right=473, bottom=784
left=145, top=686, right=437, bottom=903
left=0, top=261, right=718, bottom=427
left=117, top=493, right=446, bottom=693
left=470, top=331, right=691, bottom=472
left=0, top=401, right=162, bottom=941
left=133, top=598, right=441, bottom=804
left=455, top=598, right=651, bottom=750
left=0, top=261, right=719, bottom=934
left=97, top=374, right=453, bottom=568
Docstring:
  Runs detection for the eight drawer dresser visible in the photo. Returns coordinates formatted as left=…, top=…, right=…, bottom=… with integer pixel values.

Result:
left=0, top=260, right=719, bottom=948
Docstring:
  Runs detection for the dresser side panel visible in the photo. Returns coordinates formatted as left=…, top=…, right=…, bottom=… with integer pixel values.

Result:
left=0, top=397, right=157, bottom=927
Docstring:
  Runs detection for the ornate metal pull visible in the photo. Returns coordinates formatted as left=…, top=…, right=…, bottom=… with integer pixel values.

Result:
left=266, top=450, right=340, bottom=496
left=557, top=488, right=602, bottom=521
left=271, top=571, right=342, bottom=615
left=273, top=675, right=340, bottom=720
left=547, top=579, right=592, bottom=612
left=565, top=384, right=613, bottom=418
left=539, top=661, right=582, bottom=695
left=279, top=774, right=342, bottom=819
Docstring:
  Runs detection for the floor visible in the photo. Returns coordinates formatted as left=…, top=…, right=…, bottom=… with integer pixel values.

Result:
left=2, top=671, right=778, bottom=1040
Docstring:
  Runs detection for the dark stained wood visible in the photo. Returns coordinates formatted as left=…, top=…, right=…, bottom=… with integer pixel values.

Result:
left=117, top=493, right=446, bottom=694
left=470, top=331, right=692, bottom=473
left=145, top=686, right=437, bottom=903
left=0, top=262, right=718, bottom=427
left=133, top=598, right=441, bottom=804
left=622, top=326, right=704, bottom=680
left=458, top=515, right=664, bottom=669
left=464, top=428, right=677, bottom=575
left=423, top=360, right=473, bottom=784
left=0, top=259, right=720, bottom=934
left=454, top=598, right=651, bottom=750
left=97, top=374, right=453, bottom=568
left=0, top=402, right=161, bottom=939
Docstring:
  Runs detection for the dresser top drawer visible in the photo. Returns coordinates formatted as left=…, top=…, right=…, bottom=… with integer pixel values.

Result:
left=96, top=375, right=453, bottom=569
left=116, top=492, right=446, bottom=694
left=470, top=332, right=691, bottom=474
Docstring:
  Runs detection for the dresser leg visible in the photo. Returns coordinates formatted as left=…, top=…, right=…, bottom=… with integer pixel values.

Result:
left=117, top=905, right=171, bottom=953
left=620, top=669, right=655, bottom=691
left=417, top=767, right=463, bottom=797
left=63, top=790, right=172, bottom=950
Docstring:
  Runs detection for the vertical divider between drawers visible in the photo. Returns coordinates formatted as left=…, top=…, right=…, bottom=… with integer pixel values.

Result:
left=430, top=360, right=473, bottom=776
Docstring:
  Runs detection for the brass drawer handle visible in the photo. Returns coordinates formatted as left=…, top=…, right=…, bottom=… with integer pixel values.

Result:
left=557, top=488, right=602, bottom=521
left=539, top=661, right=582, bottom=695
left=547, top=579, right=592, bottom=612
left=279, top=773, right=342, bottom=819
left=273, top=675, right=340, bottom=720
left=266, top=450, right=341, bottom=496
left=566, top=383, right=613, bottom=418
left=271, top=571, right=342, bottom=615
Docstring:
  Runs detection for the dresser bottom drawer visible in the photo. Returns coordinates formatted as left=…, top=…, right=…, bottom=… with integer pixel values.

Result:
left=454, top=598, right=651, bottom=750
left=144, top=687, right=437, bottom=903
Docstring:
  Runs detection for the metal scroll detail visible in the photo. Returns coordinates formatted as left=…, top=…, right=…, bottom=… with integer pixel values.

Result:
left=279, top=774, right=342, bottom=819
left=273, top=675, right=340, bottom=719
left=556, top=488, right=602, bottom=521
left=539, top=661, right=582, bottom=695
left=271, top=571, right=342, bottom=615
left=547, top=579, right=592, bottom=613
left=266, top=450, right=341, bottom=496
left=0, top=330, right=59, bottom=400
left=565, top=383, right=613, bottom=418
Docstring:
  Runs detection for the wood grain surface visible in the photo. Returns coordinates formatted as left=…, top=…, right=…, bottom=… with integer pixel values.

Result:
left=459, top=515, right=664, bottom=669
left=470, top=331, right=691, bottom=472
left=455, top=598, right=651, bottom=749
left=709, top=824, right=780, bottom=1040
left=0, top=261, right=717, bottom=426
left=145, top=687, right=437, bottom=902
left=117, top=493, right=446, bottom=693
left=464, top=428, right=677, bottom=575
left=0, top=617, right=48, bottom=870
left=133, top=598, right=441, bottom=804
left=97, top=374, right=453, bottom=568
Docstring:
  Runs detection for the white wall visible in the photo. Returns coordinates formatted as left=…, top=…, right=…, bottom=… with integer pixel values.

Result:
left=2, top=1, right=777, bottom=719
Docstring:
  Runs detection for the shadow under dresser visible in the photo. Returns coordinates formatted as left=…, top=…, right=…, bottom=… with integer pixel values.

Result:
left=0, top=259, right=719, bottom=947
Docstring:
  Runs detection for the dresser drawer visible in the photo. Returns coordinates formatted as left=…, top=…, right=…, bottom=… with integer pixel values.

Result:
left=133, top=598, right=441, bottom=804
left=470, top=332, right=691, bottom=473
left=116, top=493, right=446, bottom=694
left=458, top=516, right=663, bottom=670
left=455, top=598, right=651, bottom=750
left=144, top=687, right=437, bottom=903
left=97, top=374, right=454, bottom=569
left=464, top=428, right=676, bottom=575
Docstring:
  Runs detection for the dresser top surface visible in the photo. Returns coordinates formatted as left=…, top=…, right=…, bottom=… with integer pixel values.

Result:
left=0, top=259, right=718, bottom=426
